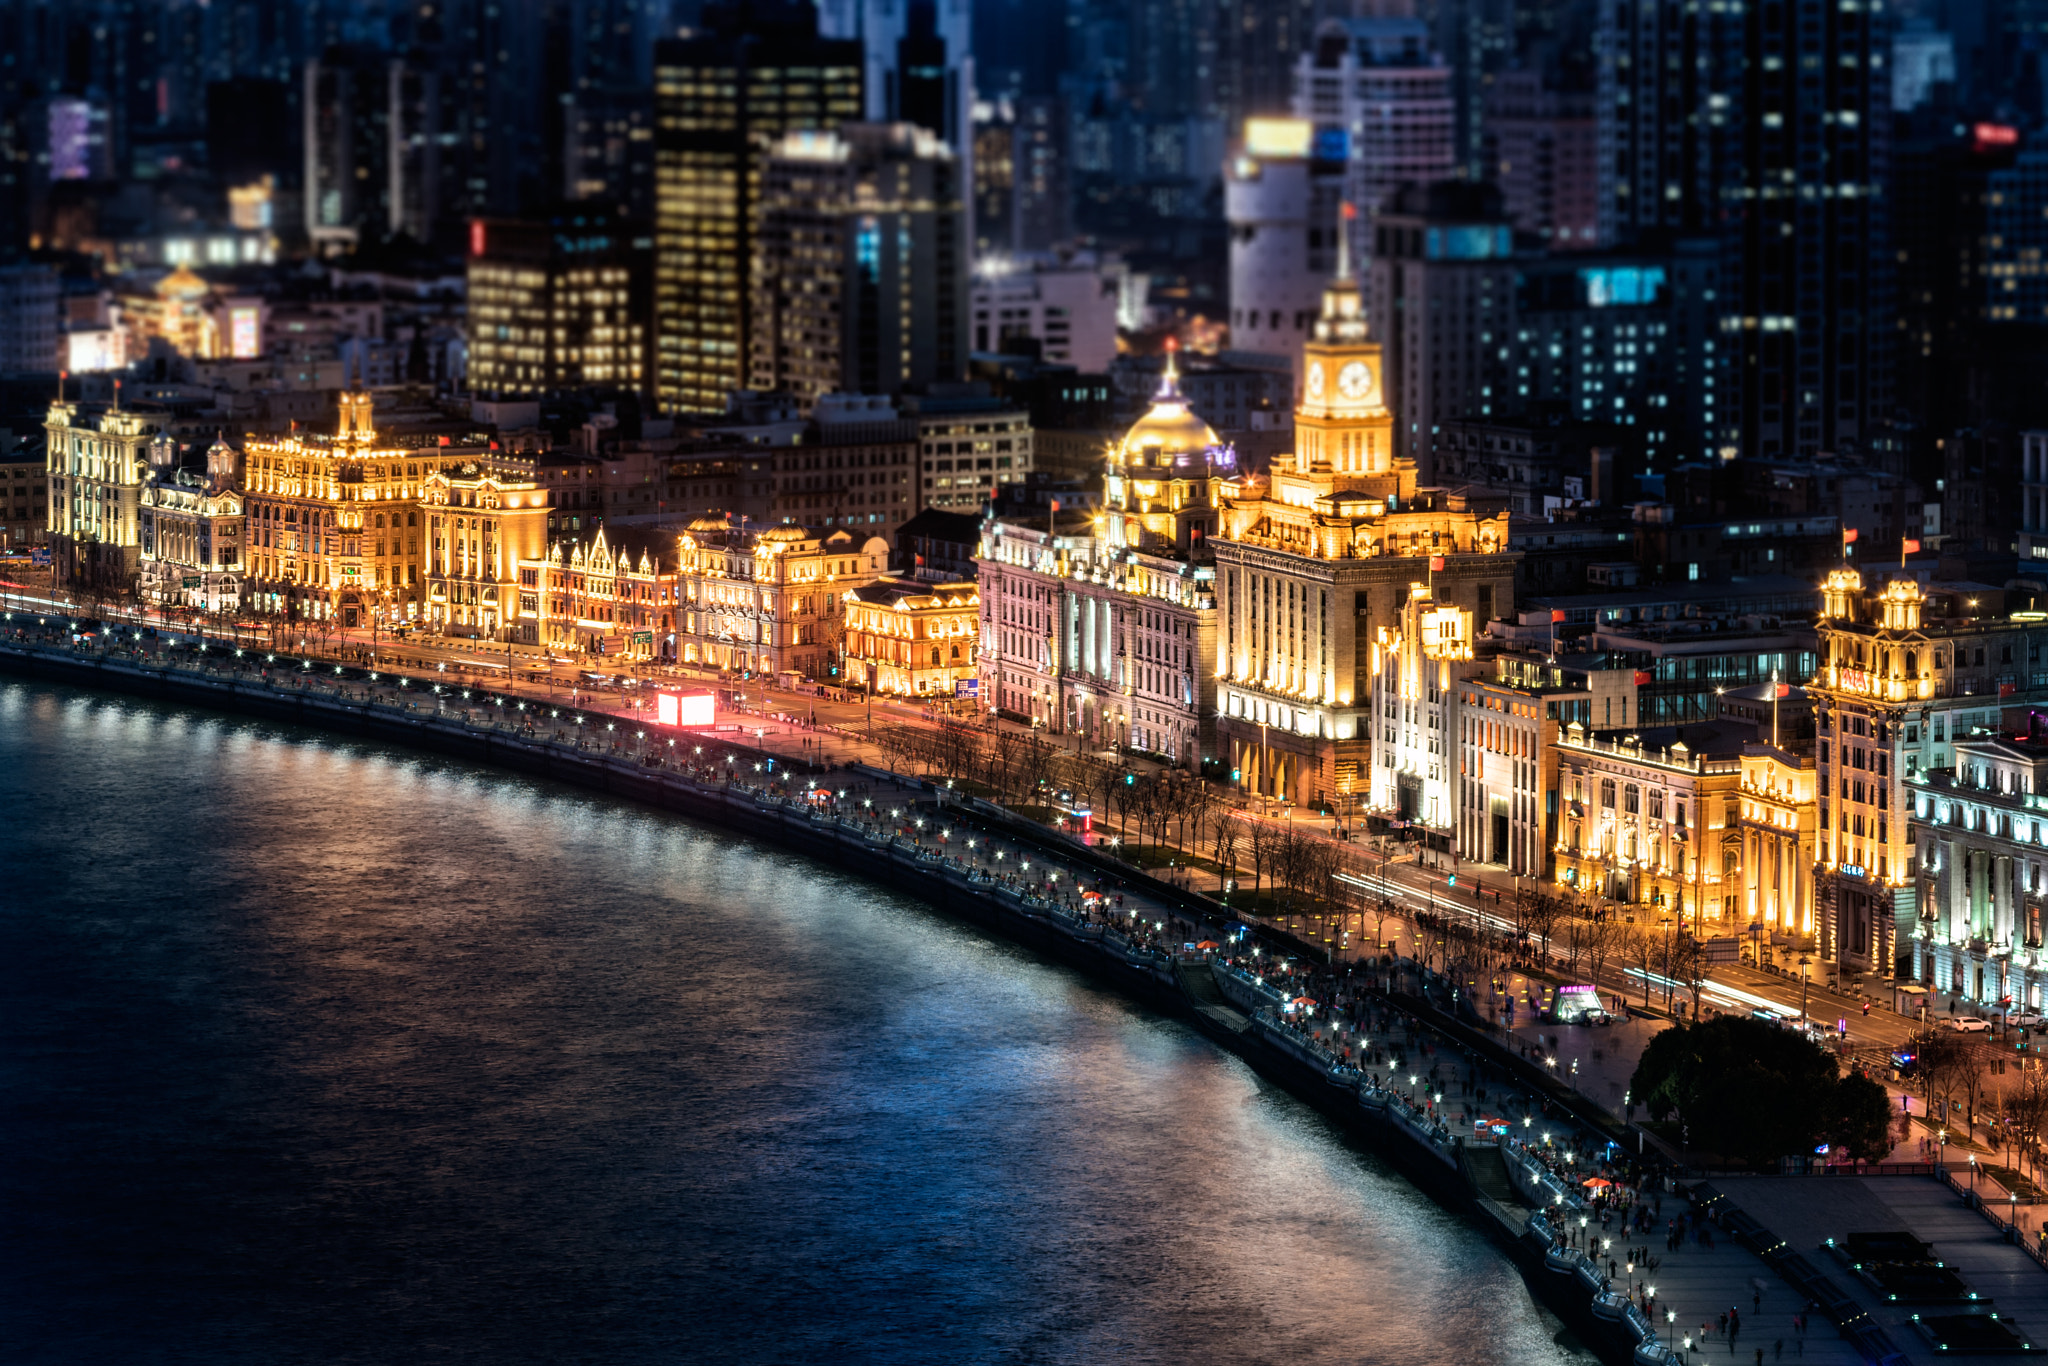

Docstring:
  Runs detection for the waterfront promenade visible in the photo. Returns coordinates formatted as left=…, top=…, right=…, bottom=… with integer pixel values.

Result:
left=20, top=616, right=2048, bottom=1366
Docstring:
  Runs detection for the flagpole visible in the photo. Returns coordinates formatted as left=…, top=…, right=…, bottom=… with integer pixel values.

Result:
left=1772, top=668, right=1779, bottom=749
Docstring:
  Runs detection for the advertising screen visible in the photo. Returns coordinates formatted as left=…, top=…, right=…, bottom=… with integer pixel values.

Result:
left=656, top=692, right=715, bottom=727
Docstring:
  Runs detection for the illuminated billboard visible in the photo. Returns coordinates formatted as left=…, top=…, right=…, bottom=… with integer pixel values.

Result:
left=230, top=306, right=260, bottom=359
left=656, top=692, right=715, bottom=727
left=1243, top=117, right=1312, bottom=159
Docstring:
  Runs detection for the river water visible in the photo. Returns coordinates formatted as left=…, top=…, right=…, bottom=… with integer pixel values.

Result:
left=0, top=682, right=1594, bottom=1365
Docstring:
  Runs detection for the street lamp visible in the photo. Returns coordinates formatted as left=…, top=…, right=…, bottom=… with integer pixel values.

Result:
left=1799, top=954, right=1813, bottom=1025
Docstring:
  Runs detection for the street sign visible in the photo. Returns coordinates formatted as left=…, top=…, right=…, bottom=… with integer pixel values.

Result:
left=954, top=678, right=979, bottom=697
left=182, top=576, right=201, bottom=588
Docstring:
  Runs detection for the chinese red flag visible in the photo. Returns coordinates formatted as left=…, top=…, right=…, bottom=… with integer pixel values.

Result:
left=1429, top=555, right=1446, bottom=571
left=1550, top=609, right=1566, bottom=623
left=1903, top=538, right=1922, bottom=554
left=1842, top=527, right=1859, bottom=544
left=1776, top=683, right=1791, bottom=698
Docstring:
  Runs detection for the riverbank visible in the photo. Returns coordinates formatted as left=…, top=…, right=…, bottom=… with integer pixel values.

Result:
left=0, top=633, right=1689, bottom=1365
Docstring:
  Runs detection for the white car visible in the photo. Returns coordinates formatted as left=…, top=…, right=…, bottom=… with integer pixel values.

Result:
left=2010, top=1012, right=2044, bottom=1028
left=1949, top=1016, right=1992, bottom=1034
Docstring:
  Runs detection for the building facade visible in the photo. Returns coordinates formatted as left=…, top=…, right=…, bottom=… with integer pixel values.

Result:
left=1811, top=569, right=2048, bottom=978
left=672, top=517, right=888, bottom=678
left=45, top=393, right=163, bottom=593
left=138, top=435, right=245, bottom=611
left=1553, top=723, right=1744, bottom=928
left=465, top=211, right=652, bottom=397
left=842, top=576, right=980, bottom=697
left=1213, top=262, right=1518, bottom=813
left=516, top=526, right=679, bottom=660
left=420, top=463, right=552, bottom=641
left=1911, top=735, right=2048, bottom=1010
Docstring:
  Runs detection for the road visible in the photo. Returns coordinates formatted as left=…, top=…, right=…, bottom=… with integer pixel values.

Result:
left=10, top=583, right=2019, bottom=1065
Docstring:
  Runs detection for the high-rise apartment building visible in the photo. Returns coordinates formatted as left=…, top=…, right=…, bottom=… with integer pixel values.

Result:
left=1011, top=95, right=1072, bottom=252
left=651, top=3, right=861, bottom=414
left=749, top=124, right=968, bottom=408
left=303, top=45, right=395, bottom=253
left=467, top=211, right=652, bottom=398
left=1293, top=11, right=1455, bottom=270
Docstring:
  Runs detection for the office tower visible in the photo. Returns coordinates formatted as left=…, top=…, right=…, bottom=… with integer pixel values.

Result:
left=1594, top=0, right=1737, bottom=247
left=1367, top=181, right=1517, bottom=472
left=972, top=105, right=1015, bottom=256
left=750, top=124, right=968, bottom=408
left=560, top=84, right=655, bottom=222
left=651, top=3, right=862, bottom=414
left=1482, top=70, right=1597, bottom=251
left=819, top=0, right=972, bottom=156
left=1011, top=94, right=1071, bottom=251
left=1725, top=0, right=1894, bottom=463
left=467, top=210, right=653, bottom=398
left=303, top=45, right=394, bottom=252
left=1293, top=10, right=1455, bottom=270
left=0, top=262, right=61, bottom=373
left=1598, top=0, right=1894, bottom=463
left=1212, top=0, right=1321, bottom=127
left=1224, top=116, right=1344, bottom=395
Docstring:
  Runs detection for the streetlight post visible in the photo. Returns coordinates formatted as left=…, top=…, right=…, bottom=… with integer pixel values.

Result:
left=1799, top=954, right=1813, bottom=1026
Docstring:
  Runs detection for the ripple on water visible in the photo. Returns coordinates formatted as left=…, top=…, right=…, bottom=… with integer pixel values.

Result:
left=0, top=682, right=1595, bottom=1366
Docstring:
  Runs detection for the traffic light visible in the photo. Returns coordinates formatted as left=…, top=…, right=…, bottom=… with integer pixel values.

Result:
left=1447, top=874, right=1457, bottom=887
left=1125, top=773, right=1135, bottom=785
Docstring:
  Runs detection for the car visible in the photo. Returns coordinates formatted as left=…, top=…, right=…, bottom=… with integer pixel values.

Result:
left=1949, top=1016, right=1992, bottom=1033
left=2010, top=1012, right=2045, bottom=1028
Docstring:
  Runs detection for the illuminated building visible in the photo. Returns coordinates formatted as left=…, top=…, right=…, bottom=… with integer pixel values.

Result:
left=750, top=124, right=967, bottom=407
left=241, top=390, right=472, bottom=626
left=651, top=5, right=861, bottom=414
left=138, top=435, right=244, bottom=611
left=0, top=444, right=49, bottom=550
left=1368, top=584, right=1476, bottom=832
left=1816, top=569, right=2048, bottom=979
left=975, top=355, right=1225, bottom=765
left=1910, top=732, right=2048, bottom=1010
left=1293, top=12, right=1454, bottom=269
left=115, top=267, right=267, bottom=361
left=841, top=577, right=980, bottom=698
left=1224, top=116, right=1343, bottom=395
left=466, top=212, right=651, bottom=396
left=420, top=463, right=552, bottom=640
left=915, top=395, right=1033, bottom=511
left=673, top=517, right=889, bottom=677
left=517, top=526, right=678, bottom=659
left=1212, top=254, right=1516, bottom=812
left=970, top=254, right=1120, bottom=375
left=1738, top=731, right=1819, bottom=946
left=1452, top=652, right=1643, bottom=878
left=44, top=390, right=165, bottom=591
left=767, top=394, right=920, bottom=539
left=1553, top=720, right=1743, bottom=926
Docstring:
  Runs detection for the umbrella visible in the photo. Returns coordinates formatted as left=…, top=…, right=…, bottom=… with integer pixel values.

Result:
left=1197, top=940, right=1220, bottom=949
left=1291, top=996, right=1316, bottom=1007
left=1583, top=1177, right=1614, bottom=1189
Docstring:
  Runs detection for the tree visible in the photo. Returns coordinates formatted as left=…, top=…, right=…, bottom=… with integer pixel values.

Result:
left=1213, top=813, right=1243, bottom=889
left=1825, top=1071, right=1897, bottom=1163
left=1523, top=894, right=1563, bottom=965
left=1630, top=1016, right=1843, bottom=1167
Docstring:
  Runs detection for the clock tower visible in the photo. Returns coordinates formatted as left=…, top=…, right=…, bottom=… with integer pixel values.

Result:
left=1293, top=254, right=1398, bottom=487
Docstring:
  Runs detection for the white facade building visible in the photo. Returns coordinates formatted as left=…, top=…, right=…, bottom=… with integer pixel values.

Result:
left=1225, top=117, right=1344, bottom=397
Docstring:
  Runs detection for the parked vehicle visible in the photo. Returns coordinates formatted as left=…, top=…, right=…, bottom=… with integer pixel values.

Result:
left=1949, top=1016, right=1991, bottom=1033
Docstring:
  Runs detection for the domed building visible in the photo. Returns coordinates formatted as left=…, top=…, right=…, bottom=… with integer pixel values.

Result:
left=973, top=346, right=1227, bottom=767
left=1104, top=350, right=1239, bottom=555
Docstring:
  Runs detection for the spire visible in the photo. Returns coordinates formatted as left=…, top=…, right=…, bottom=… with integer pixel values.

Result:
left=1155, top=339, right=1183, bottom=401
left=1337, top=200, right=1357, bottom=282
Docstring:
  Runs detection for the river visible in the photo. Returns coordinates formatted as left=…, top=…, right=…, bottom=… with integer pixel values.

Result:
left=0, top=681, right=1595, bottom=1364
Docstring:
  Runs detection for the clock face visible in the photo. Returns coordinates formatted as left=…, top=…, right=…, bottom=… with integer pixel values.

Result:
left=1338, top=360, right=1375, bottom=402
left=1305, top=363, right=1326, bottom=400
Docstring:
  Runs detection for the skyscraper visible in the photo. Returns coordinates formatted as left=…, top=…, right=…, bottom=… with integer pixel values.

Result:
left=651, top=2, right=862, bottom=414
left=1293, top=10, right=1456, bottom=271
left=1597, top=0, right=1895, bottom=463
left=750, top=124, right=968, bottom=407
left=1225, top=116, right=1344, bottom=395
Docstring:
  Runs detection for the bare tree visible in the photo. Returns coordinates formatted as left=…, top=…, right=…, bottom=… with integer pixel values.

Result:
left=1212, top=813, right=1244, bottom=894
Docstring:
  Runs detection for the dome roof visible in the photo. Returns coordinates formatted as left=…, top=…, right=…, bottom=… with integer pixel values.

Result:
left=1115, top=354, right=1220, bottom=464
left=758, top=522, right=809, bottom=543
left=685, top=512, right=730, bottom=533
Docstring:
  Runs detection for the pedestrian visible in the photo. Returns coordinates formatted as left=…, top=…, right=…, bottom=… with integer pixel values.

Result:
left=1719, top=1313, right=1728, bottom=1338
left=1774, top=1340, right=1784, bottom=1361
